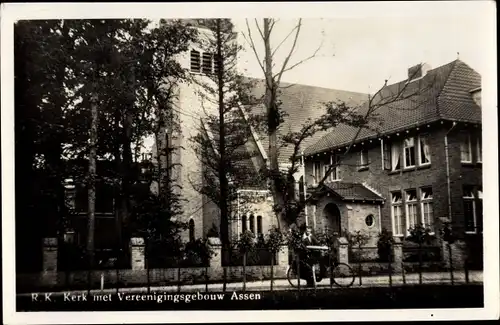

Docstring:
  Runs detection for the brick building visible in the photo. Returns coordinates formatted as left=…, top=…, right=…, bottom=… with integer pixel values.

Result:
left=301, top=59, right=482, bottom=247
left=193, top=59, right=482, bottom=265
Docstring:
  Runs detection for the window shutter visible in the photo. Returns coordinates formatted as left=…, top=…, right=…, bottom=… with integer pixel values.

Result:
left=202, top=52, right=213, bottom=74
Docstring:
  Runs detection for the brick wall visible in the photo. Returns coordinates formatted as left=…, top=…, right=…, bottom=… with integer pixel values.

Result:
left=17, top=265, right=289, bottom=293
left=303, top=122, right=482, bottom=240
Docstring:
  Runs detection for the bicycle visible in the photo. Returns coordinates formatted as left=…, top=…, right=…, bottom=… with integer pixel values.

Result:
left=286, top=245, right=355, bottom=288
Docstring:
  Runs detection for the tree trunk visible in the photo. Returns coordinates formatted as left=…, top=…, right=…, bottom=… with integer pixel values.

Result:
left=242, top=251, right=247, bottom=292
left=263, top=19, right=286, bottom=231
left=113, top=109, right=123, bottom=247
left=87, top=92, right=99, bottom=269
left=270, top=252, right=274, bottom=292
left=216, top=20, right=230, bottom=261
left=120, top=66, right=135, bottom=235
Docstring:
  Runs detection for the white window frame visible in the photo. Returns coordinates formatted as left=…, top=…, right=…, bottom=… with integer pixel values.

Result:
left=463, top=186, right=477, bottom=234
left=420, top=187, right=434, bottom=234
left=477, top=136, right=482, bottom=163
left=359, top=149, right=369, bottom=168
left=405, top=189, right=418, bottom=234
left=391, top=192, right=404, bottom=236
left=418, top=134, right=431, bottom=166
left=390, top=141, right=401, bottom=171
left=403, top=137, right=416, bottom=168
left=477, top=188, right=483, bottom=233
left=330, top=154, right=341, bottom=181
left=461, top=133, right=472, bottom=163
left=313, top=161, right=322, bottom=185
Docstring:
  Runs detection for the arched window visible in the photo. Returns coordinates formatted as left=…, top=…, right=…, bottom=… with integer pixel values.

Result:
left=242, top=215, right=247, bottom=233
left=257, top=215, right=263, bottom=234
left=189, top=219, right=195, bottom=242
left=249, top=214, right=255, bottom=233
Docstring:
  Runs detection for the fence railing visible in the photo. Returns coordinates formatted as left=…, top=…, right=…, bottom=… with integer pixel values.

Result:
left=20, top=235, right=484, bottom=295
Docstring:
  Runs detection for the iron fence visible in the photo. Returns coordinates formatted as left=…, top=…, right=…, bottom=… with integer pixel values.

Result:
left=17, top=240, right=483, bottom=295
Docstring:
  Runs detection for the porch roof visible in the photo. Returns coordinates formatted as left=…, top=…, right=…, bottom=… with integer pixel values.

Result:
left=321, top=182, right=385, bottom=203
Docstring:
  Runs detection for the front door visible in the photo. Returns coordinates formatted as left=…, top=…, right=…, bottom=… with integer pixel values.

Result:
left=323, top=203, right=341, bottom=235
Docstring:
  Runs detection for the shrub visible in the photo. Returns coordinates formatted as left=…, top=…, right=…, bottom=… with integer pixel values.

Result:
left=377, top=228, right=395, bottom=262
left=407, top=224, right=435, bottom=246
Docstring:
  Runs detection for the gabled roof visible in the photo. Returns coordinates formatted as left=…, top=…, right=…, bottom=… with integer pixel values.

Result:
left=320, top=182, right=384, bottom=203
left=202, top=117, right=267, bottom=190
left=304, top=59, right=482, bottom=156
left=243, top=78, right=369, bottom=164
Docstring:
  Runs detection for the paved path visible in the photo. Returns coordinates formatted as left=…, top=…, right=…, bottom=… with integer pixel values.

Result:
left=18, top=270, right=483, bottom=297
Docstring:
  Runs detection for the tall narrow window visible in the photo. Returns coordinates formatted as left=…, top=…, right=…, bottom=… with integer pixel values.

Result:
left=390, top=142, right=401, bottom=171
left=257, top=215, right=263, bottom=234
left=213, top=53, right=220, bottom=75
left=189, top=219, right=195, bottom=242
left=313, top=161, right=321, bottom=185
left=323, top=164, right=330, bottom=181
left=249, top=214, right=255, bottom=233
left=477, top=188, right=483, bottom=233
left=359, top=149, right=369, bottom=169
left=242, top=215, right=247, bottom=233
left=298, top=176, right=305, bottom=203
left=391, top=192, right=404, bottom=236
left=403, top=137, right=416, bottom=168
left=190, top=50, right=201, bottom=73
left=419, top=135, right=431, bottom=165
left=420, top=187, right=434, bottom=232
left=463, top=186, right=476, bottom=233
left=477, top=136, right=482, bottom=163
left=383, top=141, right=391, bottom=170
left=331, top=155, right=341, bottom=180
left=405, top=189, right=418, bottom=231
left=202, top=52, right=213, bottom=74
left=461, top=133, right=472, bottom=162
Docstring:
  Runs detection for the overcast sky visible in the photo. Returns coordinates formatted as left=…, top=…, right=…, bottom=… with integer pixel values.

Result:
left=3, top=2, right=493, bottom=95
left=233, top=13, right=489, bottom=94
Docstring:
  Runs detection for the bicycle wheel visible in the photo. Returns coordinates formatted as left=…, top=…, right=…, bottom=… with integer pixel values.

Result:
left=287, top=265, right=307, bottom=288
left=332, top=263, right=355, bottom=287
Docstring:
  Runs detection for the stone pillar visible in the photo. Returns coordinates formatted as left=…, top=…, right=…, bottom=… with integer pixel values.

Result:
left=277, top=245, right=289, bottom=266
left=42, top=238, right=58, bottom=272
left=42, top=238, right=58, bottom=286
left=393, top=237, right=403, bottom=272
left=443, top=240, right=467, bottom=269
left=337, top=237, right=349, bottom=264
left=207, top=237, right=222, bottom=279
left=130, top=237, right=145, bottom=270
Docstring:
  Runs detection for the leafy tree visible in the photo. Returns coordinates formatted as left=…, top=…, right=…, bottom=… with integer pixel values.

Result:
left=377, top=228, right=395, bottom=263
left=14, top=19, right=197, bottom=270
left=265, top=226, right=286, bottom=291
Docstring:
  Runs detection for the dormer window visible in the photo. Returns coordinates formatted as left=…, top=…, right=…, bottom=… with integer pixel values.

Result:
left=470, top=87, right=481, bottom=107
left=407, top=63, right=432, bottom=83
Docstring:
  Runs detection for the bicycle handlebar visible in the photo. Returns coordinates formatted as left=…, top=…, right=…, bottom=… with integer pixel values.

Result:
left=305, top=245, right=329, bottom=250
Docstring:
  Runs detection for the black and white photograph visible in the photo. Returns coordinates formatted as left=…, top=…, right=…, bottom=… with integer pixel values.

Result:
left=1, top=2, right=498, bottom=324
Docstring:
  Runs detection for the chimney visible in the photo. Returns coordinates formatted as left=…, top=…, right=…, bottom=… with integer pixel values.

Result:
left=407, top=63, right=432, bottom=81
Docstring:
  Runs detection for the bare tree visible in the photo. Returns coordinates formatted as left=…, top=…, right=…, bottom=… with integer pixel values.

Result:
left=244, top=18, right=436, bottom=230
left=190, top=19, right=259, bottom=261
